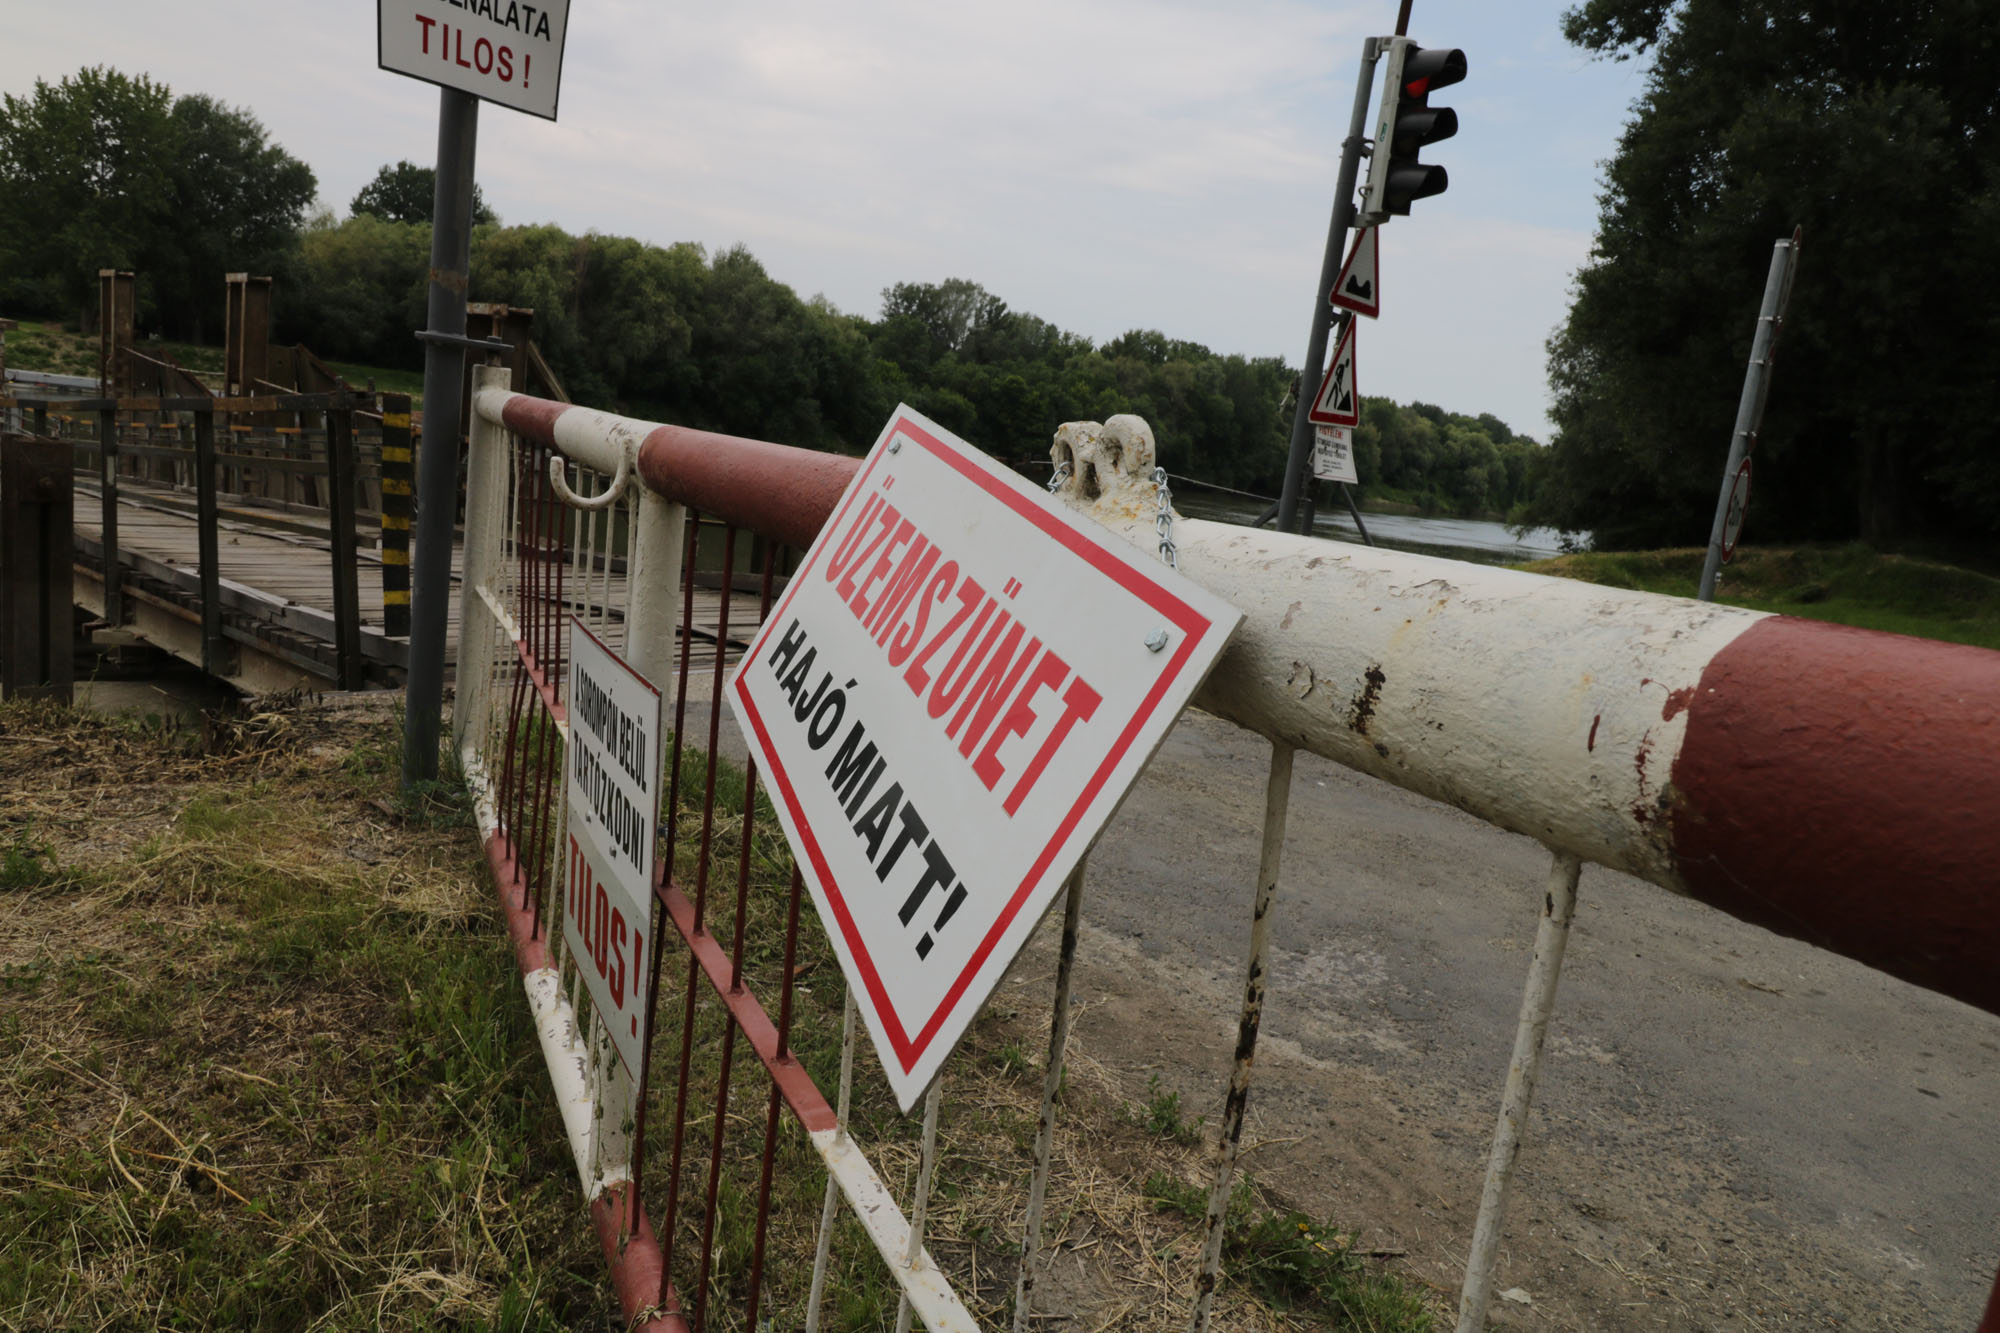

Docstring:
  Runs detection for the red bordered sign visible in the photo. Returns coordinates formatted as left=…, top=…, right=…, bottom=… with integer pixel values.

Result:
left=1307, top=318, right=1360, bottom=428
left=729, top=407, right=1241, bottom=1110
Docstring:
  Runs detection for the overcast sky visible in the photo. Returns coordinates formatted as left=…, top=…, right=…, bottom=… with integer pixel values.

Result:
left=4, top=1, right=1650, bottom=441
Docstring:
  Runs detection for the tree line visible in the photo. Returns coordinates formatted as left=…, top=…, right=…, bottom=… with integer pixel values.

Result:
left=0, top=64, right=1539, bottom=518
left=1533, top=0, right=2000, bottom=548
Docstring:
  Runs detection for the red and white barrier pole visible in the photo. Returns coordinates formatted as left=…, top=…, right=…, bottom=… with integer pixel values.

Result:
left=483, top=388, right=2000, bottom=1022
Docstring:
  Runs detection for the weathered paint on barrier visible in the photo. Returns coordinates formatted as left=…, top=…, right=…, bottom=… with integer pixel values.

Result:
left=476, top=388, right=2000, bottom=1016
left=1096, top=509, right=2000, bottom=1023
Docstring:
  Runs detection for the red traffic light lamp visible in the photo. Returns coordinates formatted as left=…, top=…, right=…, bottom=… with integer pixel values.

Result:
left=1361, top=37, right=1467, bottom=220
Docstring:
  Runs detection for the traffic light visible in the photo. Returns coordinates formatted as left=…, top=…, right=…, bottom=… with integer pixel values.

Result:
left=1361, top=37, right=1467, bottom=220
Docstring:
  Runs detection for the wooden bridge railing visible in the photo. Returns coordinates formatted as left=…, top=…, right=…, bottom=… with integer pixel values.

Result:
left=1, top=388, right=391, bottom=691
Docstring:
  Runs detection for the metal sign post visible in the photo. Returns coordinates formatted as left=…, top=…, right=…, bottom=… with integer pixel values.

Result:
left=1698, top=227, right=1801, bottom=602
left=378, top=0, right=572, bottom=785
left=404, top=87, right=481, bottom=785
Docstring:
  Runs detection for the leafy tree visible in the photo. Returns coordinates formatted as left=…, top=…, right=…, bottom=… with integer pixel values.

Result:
left=284, top=211, right=429, bottom=368
left=0, top=68, right=178, bottom=324
left=351, top=160, right=498, bottom=227
left=0, top=67, right=315, bottom=340
left=155, top=94, right=317, bottom=341
left=1532, top=0, right=2000, bottom=548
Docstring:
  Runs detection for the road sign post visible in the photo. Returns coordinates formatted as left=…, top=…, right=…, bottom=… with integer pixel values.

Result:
left=1307, top=318, right=1360, bottom=429
left=1312, top=426, right=1359, bottom=485
left=729, top=407, right=1241, bottom=1110
left=380, top=0, right=572, bottom=787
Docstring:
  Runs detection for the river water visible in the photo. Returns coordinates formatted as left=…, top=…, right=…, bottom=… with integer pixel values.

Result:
left=1172, top=491, right=1578, bottom=564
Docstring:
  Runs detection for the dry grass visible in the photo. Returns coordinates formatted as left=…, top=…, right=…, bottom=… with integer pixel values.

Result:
left=0, top=696, right=616, bottom=1332
left=0, top=696, right=1434, bottom=1331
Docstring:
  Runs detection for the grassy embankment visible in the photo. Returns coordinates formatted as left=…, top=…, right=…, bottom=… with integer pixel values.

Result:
left=1522, top=545, right=2000, bottom=651
left=2, top=320, right=425, bottom=405
left=0, top=697, right=1438, bottom=1332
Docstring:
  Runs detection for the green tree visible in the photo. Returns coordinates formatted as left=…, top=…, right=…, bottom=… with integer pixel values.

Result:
left=0, top=67, right=178, bottom=324
left=155, top=93, right=317, bottom=341
left=0, top=67, right=315, bottom=340
left=351, top=160, right=498, bottom=227
left=1533, top=0, right=2000, bottom=548
left=285, top=211, right=429, bottom=368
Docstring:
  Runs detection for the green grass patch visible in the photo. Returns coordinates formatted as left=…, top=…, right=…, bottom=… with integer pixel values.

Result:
left=1148, top=1172, right=1435, bottom=1329
left=0, top=698, right=618, bottom=1332
left=3, top=695, right=1440, bottom=1330
left=1523, top=544, right=2000, bottom=650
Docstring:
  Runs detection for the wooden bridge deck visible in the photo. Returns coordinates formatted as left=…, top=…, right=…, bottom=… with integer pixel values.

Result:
left=70, top=477, right=752, bottom=696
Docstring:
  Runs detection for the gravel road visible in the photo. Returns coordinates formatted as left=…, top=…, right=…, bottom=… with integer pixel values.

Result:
left=1053, top=707, right=2000, bottom=1330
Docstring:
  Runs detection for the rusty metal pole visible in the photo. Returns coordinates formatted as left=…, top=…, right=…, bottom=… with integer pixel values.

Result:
left=404, top=86, right=481, bottom=786
left=192, top=403, right=226, bottom=676
left=1456, top=851, right=1582, bottom=1332
left=1012, top=859, right=1089, bottom=1331
left=1190, top=741, right=1295, bottom=1333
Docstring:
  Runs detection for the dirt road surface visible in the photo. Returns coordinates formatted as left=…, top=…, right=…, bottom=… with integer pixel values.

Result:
left=1048, top=708, right=2000, bottom=1330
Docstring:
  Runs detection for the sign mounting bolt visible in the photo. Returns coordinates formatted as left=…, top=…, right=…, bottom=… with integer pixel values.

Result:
left=1146, top=628, right=1170, bottom=653
left=888, top=438, right=902, bottom=454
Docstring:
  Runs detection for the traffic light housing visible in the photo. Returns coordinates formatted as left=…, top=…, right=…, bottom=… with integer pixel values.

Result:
left=1361, top=37, right=1467, bottom=220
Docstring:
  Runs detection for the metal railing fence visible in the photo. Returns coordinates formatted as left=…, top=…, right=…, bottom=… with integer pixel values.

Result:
left=456, top=378, right=2000, bottom=1332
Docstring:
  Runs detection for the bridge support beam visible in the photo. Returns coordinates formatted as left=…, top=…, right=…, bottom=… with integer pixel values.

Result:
left=1, top=433, right=75, bottom=702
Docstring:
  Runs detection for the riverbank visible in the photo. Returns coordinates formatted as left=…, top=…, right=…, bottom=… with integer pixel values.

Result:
left=1524, top=544, right=2000, bottom=650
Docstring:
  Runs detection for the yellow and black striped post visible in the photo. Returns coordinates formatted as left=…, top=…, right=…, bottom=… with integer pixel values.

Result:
left=380, top=394, right=413, bottom=637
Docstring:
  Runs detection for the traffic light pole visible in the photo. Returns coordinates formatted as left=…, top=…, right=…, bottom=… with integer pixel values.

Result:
left=1276, top=40, right=1381, bottom=536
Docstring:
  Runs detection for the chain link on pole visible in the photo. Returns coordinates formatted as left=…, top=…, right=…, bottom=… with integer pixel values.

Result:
left=1153, top=466, right=1179, bottom=570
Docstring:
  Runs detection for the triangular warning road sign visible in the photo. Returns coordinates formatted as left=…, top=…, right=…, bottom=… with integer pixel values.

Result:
left=1329, top=225, right=1380, bottom=318
left=1307, top=319, right=1359, bottom=428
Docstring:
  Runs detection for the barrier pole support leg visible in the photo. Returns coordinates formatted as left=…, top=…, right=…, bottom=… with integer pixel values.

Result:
left=893, top=1078, right=945, bottom=1333
left=1456, top=850, right=1582, bottom=1333
left=1190, top=741, right=1294, bottom=1333
left=1012, top=858, right=1089, bottom=1331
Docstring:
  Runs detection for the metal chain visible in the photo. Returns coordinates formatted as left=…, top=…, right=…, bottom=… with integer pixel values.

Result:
left=1153, top=466, right=1178, bottom=570
left=1047, top=459, right=1072, bottom=494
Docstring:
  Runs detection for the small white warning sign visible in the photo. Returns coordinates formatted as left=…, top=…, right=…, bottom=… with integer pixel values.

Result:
left=1307, top=319, right=1360, bottom=428
left=1312, top=426, right=1358, bottom=484
left=1329, top=226, right=1380, bottom=318
left=562, top=618, right=663, bottom=1077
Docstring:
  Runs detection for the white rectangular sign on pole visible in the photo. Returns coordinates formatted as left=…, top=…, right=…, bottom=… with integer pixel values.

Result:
left=563, top=618, right=663, bottom=1075
left=729, top=407, right=1242, bottom=1111
left=378, top=0, right=571, bottom=121
left=1312, top=425, right=1359, bottom=484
